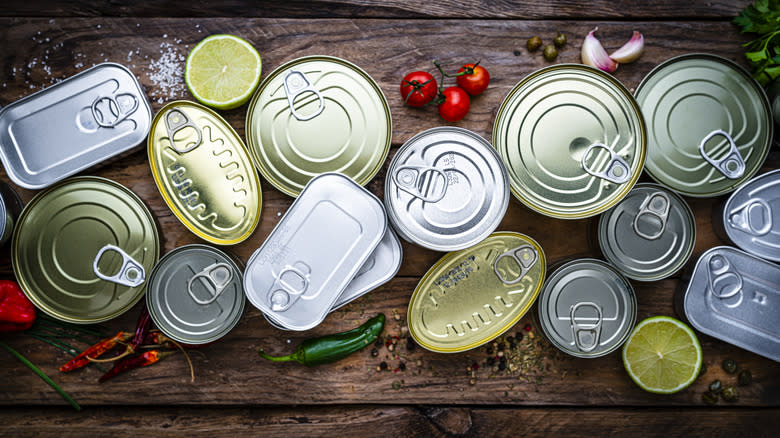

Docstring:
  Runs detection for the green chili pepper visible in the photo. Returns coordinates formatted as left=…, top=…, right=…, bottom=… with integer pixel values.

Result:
left=258, top=314, right=385, bottom=366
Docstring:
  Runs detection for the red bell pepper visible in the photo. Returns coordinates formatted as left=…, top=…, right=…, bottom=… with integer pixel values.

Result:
left=0, top=280, right=36, bottom=332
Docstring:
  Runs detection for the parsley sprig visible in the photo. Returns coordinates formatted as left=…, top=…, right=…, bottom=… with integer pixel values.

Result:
left=734, top=0, right=780, bottom=86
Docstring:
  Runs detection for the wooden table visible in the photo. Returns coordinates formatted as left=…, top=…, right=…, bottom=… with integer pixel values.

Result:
left=1, top=1, right=779, bottom=436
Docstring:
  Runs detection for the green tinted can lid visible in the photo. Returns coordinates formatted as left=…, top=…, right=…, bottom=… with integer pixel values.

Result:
left=636, top=53, right=773, bottom=197
left=493, top=64, right=646, bottom=219
left=598, top=183, right=696, bottom=281
left=146, top=244, right=245, bottom=344
left=12, top=176, right=159, bottom=324
left=245, top=56, right=391, bottom=197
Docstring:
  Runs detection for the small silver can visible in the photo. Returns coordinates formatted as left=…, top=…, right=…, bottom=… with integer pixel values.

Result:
left=0, top=181, right=23, bottom=246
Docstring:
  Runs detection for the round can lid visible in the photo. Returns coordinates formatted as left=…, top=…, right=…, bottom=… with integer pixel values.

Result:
left=147, top=244, right=245, bottom=344
left=722, top=169, right=780, bottom=262
left=12, top=176, right=159, bottom=324
left=245, top=56, right=391, bottom=197
left=493, top=64, right=646, bottom=219
left=636, top=53, right=773, bottom=197
left=599, top=183, right=696, bottom=281
left=538, top=259, right=636, bottom=358
left=385, top=127, right=509, bottom=251
left=408, top=232, right=546, bottom=353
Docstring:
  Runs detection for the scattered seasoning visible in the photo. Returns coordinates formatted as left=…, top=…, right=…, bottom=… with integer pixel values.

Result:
left=738, top=370, right=752, bottom=386
left=415, top=359, right=422, bottom=367
left=722, top=358, right=738, bottom=374
left=392, top=380, right=402, bottom=390
left=527, top=36, right=543, bottom=52
left=515, top=332, right=524, bottom=342
left=513, top=50, right=522, bottom=56
left=702, top=391, right=718, bottom=405
left=370, top=348, right=378, bottom=358
left=379, top=361, right=388, bottom=371
left=721, top=386, right=738, bottom=402
left=399, top=362, right=406, bottom=372
left=498, top=362, right=506, bottom=371
left=406, top=337, right=416, bottom=351
left=146, top=41, right=187, bottom=105
left=709, top=379, right=722, bottom=394
left=469, top=378, right=476, bottom=386
left=524, top=324, right=532, bottom=332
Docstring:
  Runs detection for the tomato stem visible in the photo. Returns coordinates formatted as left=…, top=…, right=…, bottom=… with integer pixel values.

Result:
left=402, top=77, right=435, bottom=104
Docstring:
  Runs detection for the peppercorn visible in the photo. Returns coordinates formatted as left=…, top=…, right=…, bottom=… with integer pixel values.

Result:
left=515, top=332, right=524, bottom=342
left=527, top=36, right=543, bottom=52
left=498, top=343, right=505, bottom=352
left=486, top=357, right=496, bottom=366
left=702, top=392, right=718, bottom=405
left=553, top=31, right=567, bottom=48
left=498, top=362, right=506, bottom=371
left=387, top=344, right=395, bottom=353
left=392, top=380, right=402, bottom=390
left=509, top=342, right=517, bottom=349
left=499, top=355, right=507, bottom=364
left=524, top=324, right=532, bottom=332
left=399, top=362, right=406, bottom=371
left=721, top=386, right=738, bottom=402
left=513, top=50, right=522, bottom=56
left=708, top=379, right=722, bottom=394
left=722, top=358, right=738, bottom=374
left=543, top=45, right=558, bottom=62
left=486, top=347, right=494, bottom=356
left=406, top=338, right=416, bottom=351
left=469, top=378, right=476, bottom=385
left=371, top=348, right=378, bottom=358
left=380, top=361, right=388, bottom=371
left=738, top=370, right=752, bottom=386
left=374, top=337, right=383, bottom=348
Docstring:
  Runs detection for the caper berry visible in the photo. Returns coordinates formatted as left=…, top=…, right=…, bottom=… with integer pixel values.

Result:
left=701, top=391, right=718, bottom=405
left=543, top=44, right=558, bottom=62
left=553, top=31, right=567, bottom=48
left=721, top=386, right=738, bottom=402
left=527, top=36, right=543, bottom=52
left=738, top=370, right=752, bottom=386
left=722, top=358, right=738, bottom=374
left=708, top=379, right=722, bottom=394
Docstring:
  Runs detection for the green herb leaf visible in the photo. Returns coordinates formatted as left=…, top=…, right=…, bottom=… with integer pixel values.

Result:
left=736, top=1, right=780, bottom=87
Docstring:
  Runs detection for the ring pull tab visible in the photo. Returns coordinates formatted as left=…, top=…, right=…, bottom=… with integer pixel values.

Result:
left=284, top=70, right=325, bottom=121
left=393, top=165, right=448, bottom=203
left=493, top=245, right=538, bottom=285
left=581, top=143, right=631, bottom=184
left=91, top=92, right=139, bottom=128
left=570, top=302, right=603, bottom=353
left=699, top=129, right=745, bottom=180
left=164, top=108, right=202, bottom=153
left=187, top=263, right=233, bottom=305
left=727, top=199, right=772, bottom=236
left=268, top=261, right=311, bottom=312
left=633, top=191, right=671, bottom=240
left=707, top=254, right=743, bottom=299
left=93, top=244, right=145, bottom=288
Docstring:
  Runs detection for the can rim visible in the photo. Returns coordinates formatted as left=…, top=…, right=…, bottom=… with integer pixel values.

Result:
left=721, top=168, right=780, bottom=262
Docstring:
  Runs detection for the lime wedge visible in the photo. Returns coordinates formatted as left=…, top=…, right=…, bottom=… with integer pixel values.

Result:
left=185, top=34, right=262, bottom=110
left=622, top=316, right=702, bottom=394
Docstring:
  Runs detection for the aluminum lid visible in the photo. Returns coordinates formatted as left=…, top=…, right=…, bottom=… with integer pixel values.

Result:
left=599, top=183, right=696, bottom=281
left=538, top=259, right=637, bottom=358
left=245, top=56, right=391, bottom=197
left=0, top=63, right=151, bottom=189
left=722, top=169, right=780, bottom=262
left=385, top=127, right=509, bottom=251
left=12, top=176, right=159, bottom=323
left=636, top=54, right=773, bottom=197
left=494, top=64, right=646, bottom=219
left=146, top=244, right=245, bottom=344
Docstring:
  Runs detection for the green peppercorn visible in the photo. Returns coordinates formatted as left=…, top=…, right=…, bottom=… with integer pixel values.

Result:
left=722, top=358, right=738, bottom=374
left=527, top=36, right=543, bottom=52
left=553, top=31, right=567, bottom=48
left=702, top=391, right=718, bottom=405
left=392, top=380, right=402, bottom=390
left=721, top=386, right=738, bottom=402
left=708, top=379, right=722, bottom=394
left=543, top=44, right=558, bottom=62
left=738, top=370, right=752, bottom=386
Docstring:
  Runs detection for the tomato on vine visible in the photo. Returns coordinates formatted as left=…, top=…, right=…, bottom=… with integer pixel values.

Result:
left=437, top=86, right=470, bottom=122
left=455, top=63, right=490, bottom=96
left=400, top=71, right=438, bottom=107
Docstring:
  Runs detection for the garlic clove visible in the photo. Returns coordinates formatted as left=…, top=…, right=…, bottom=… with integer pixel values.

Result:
left=609, top=31, right=644, bottom=64
left=581, top=28, right=618, bottom=73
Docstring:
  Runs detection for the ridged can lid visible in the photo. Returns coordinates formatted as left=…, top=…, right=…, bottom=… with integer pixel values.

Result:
left=721, top=169, right=780, bottom=262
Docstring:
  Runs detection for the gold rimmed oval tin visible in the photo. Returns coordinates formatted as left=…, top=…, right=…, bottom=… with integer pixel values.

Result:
left=148, top=100, right=262, bottom=245
left=494, top=64, right=646, bottom=219
left=408, top=232, right=546, bottom=353
left=12, top=176, right=159, bottom=323
left=245, top=56, right=391, bottom=197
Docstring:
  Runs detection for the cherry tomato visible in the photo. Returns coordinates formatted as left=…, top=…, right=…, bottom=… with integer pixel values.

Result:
left=456, top=63, right=490, bottom=96
left=400, top=71, right=438, bottom=107
left=438, top=86, right=470, bottom=122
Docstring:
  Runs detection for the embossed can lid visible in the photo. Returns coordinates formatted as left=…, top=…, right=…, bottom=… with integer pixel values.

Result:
left=722, top=169, right=780, bottom=262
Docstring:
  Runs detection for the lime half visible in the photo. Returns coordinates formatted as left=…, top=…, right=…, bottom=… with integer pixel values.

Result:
left=185, top=34, right=262, bottom=110
left=622, top=316, right=702, bottom=394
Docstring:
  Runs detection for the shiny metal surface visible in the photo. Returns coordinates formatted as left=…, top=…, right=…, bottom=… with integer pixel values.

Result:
left=721, top=169, right=780, bottom=262
left=0, top=181, right=23, bottom=246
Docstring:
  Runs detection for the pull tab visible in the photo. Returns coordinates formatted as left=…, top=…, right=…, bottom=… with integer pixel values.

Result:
left=93, top=244, right=145, bottom=288
left=267, top=262, right=311, bottom=312
left=633, top=191, right=671, bottom=240
left=91, top=93, right=139, bottom=128
left=727, top=199, right=772, bottom=236
left=699, top=130, right=745, bottom=179
left=164, top=108, right=202, bottom=153
left=187, top=263, right=233, bottom=305
left=707, top=253, right=743, bottom=299
left=493, top=245, right=538, bottom=285
left=581, top=143, right=631, bottom=184
left=284, top=70, right=325, bottom=121
left=393, top=165, right=448, bottom=203
left=570, top=302, right=603, bottom=353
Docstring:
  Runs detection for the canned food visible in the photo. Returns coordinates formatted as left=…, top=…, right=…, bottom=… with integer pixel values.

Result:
left=0, top=63, right=151, bottom=189
left=244, top=173, right=386, bottom=331
left=12, top=177, right=159, bottom=323
left=598, top=183, right=696, bottom=281
left=385, top=127, right=509, bottom=251
left=245, top=56, right=391, bottom=197
left=148, top=100, right=262, bottom=245
left=0, top=181, right=23, bottom=247
left=718, top=169, right=780, bottom=262
left=493, top=64, right=646, bottom=219
left=635, top=54, right=773, bottom=197
left=677, top=246, right=780, bottom=362
left=146, top=244, right=245, bottom=345
left=538, top=259, right=637, bottom=358
left=408, top=232, right=546, bottom=353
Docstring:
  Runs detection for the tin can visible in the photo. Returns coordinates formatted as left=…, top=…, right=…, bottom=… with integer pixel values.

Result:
left=0, top=181, right=23, bottom=247
left=12, top=176, right=159, bottom=323
left=245, top=56, right=391, bottom=197
left=676, top=246, right=780, bottom=362
left=717, top=169, right=780, bottom=262
left=0, top=63, right=151, bottom=189
left=385, top=127, right=509, bottom=251
left=408, top=232, right=546, bottom=353
left=598, top=183, right=696, bottom=281
left=146, top=244, right=245, bottom=344
left=493, top=64, right=646, bottom=219
left=244, top=173, right=386, bottom=331
left=538, top=259, right=637, bottom=358
left=635, top=54, right=773, bottom=197
left=148, top=100, right=262, bottom=245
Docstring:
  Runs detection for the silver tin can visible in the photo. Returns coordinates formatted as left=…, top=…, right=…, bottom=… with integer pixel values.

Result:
left=538, top=259, right=637, bottom=358
left=0, top=63, right=151, bottom=189
left=719, top=169, right=780, bottom=262
left=385, top=127, right=509, bottom=252
left=0, top=181, right=23, bottom=246
left=677, top=246, right=780, bottom=362
left=598, top=183, right=696, bottom=281
left=146, top=244, right=245, bottom=345
left=245, top=172, right=387, bottom=331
